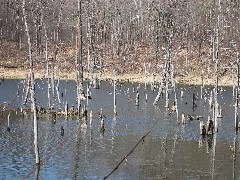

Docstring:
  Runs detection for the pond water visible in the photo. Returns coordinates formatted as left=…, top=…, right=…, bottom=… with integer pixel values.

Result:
left=0, top=79, right=239, bottom=179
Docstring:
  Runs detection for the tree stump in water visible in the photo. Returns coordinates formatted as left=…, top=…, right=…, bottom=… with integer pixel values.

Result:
left=69, top=106, right=75, bottom=116
left=81, top=116, right=87, bottom=128
left=127, top=94, right=132, bottom=103
left=52, top=112, right=57, bottom=124
left=65, top=102, right=68, bottom=116
left=218, top=106, right=223, bottom=118
left=176, top=108, right=179, bottom=124
left=199, top=121, right=206, bottom=135
left=60, top=126, right=64, bottom=136
left=99, top=108, right=105, bottom=133
left=182, top=113, right=186, bottom=124
left=7, top=113, right=10, bottom=132
left=93, top=77, right=99, bottom=89
left=165, top=98, right=169, bottom=108
left=180, top=90, right=184, bottom=98
left=90, top=110, right=93, bottom=129
left=81, top=106, right=87, bottom=128
left=135, top=91, right=139, bottom=106
left=193, top=93, right=197, bottom=109
left=100, top=118, right=105, bottom=133
left=206, top=117, right=214, bottom=135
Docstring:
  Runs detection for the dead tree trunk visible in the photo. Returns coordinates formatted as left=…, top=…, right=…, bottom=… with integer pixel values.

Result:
left=113, top=71, right=117, bottom=115
left=213, top=0, right=221, bottom=133
left=235, top=55, right=239, bottom=130
left=76, top=0, right=84, bottom=114
left=199, top=41, right=204, bottom=99
left=22, top=74, right=30, bottom=107
left=153, top=8, right=174, bottom=106
left=22, top=0, right=40, bottom=165
left=44, top=24, right=51, bottom=108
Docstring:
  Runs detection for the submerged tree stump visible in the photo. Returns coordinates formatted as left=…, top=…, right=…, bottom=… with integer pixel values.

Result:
left=93, top=77, right=99, bottom=89
left=81, top=105, right=87, bottom=128
left=207, top=117, right=214, bottom=135
left=171, top=102, right=177, bottom=112
left=90, top=110, right=93, bottom=129
left=99, top=108, right=105, bottom=133
left=65, top=102, right=68, bottom=116
left=182, top=113, right=186, bottom=124
left=7, top=113, right=10, bottom=132
left=135, top=91, right=139, bottom=106
left=127, top=94, right=132, bottom=103
left=165, top=98, right=169, bottom=108
left=69, top=105, right=75, bottom=116
left=52, top=112, right=57, bottom=124
left=193, top=93, right=197, bottom=109
left=217, top=105, right=222, bottom=118
left=199, top=121, right=206, bottom=135
left=100, top=118, right=105, bottom=133
left=180, top=90, right=184, bottom=98
left=61, top=126, right=64, bottom=136
left=176, top=108, right=179, bottom=124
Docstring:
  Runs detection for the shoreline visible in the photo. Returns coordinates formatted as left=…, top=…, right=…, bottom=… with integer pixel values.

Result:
left=0, top=67, right=236, bottom=86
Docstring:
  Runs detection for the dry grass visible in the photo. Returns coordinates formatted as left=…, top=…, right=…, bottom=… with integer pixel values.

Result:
left=0, top=40, right=237, bottom=86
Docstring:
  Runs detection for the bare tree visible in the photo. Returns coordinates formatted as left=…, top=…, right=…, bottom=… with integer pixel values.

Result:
left=76, top=0, right=84, bottom=115
left=22, top=0, right=40, bottom=165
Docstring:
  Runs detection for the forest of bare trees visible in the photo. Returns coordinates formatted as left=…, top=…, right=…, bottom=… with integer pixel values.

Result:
left=0, top=0, right=240, bottom=83
left=1, top=1, right=240, bottom=177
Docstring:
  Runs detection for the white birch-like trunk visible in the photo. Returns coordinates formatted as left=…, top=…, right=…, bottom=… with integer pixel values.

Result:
left=165, top=83, right=169, bottom=108
left=23, top=74, right=30, bottom=106
left=144, top=62, right=146, bottom=90
left=76, top=0, right=84, bottom=115
left=201, top=56, right=204, bottom=99
left=113, top=71, right=117, bottom=115
left=235, top=57, right=239, bottom=130
left=56, top=61, right=61, bottom=105
left=213, top=0, right=220, bottom=133
left=22, top=0, right=40, bottom=164
left=44, top=25, right=51, bottom=108
left=51, top=58, right=55, bottom=98
left=7, top=113, right=10, bottom=131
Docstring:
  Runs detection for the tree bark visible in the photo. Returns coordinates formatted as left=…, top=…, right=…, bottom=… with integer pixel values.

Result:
left=22, top=0, right=40, bottom=165
left=77, top=0, right=84, bottom=114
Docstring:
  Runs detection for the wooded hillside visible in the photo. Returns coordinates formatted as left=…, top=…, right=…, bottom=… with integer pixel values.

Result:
left=0, top=0, right=239, bottom=84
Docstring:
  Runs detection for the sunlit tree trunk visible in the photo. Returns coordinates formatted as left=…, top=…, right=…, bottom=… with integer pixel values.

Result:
left=235, top=55, right=239, bottom=130
left=113, top=70, right=116, bottom=115
left=22, top=0, right=40, bottom=165
left=44, top=24, right=51, bottom=108
left=213, top=0, right=221, bottom=133
left=76, top=0, right=84, bottom=114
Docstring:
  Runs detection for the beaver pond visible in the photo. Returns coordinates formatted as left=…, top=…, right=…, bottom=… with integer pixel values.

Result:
left=0, top=79, right=239, bottom=179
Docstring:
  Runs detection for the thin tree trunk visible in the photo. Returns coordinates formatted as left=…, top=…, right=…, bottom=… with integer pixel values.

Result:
left=78, top=0, right=83, bottom=88
left=113, top=71, right=117, bottom=115
left=77, top=0, right=84, bottom=114
left=235, top=55, right=239, bottom=130
left=44, top=24, right=51, bottom=108
left=213, top=0, right=221, bottom=133
left=22, top=74, right=30, bottom=106
left=22, top=0, right=40, bottom=165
